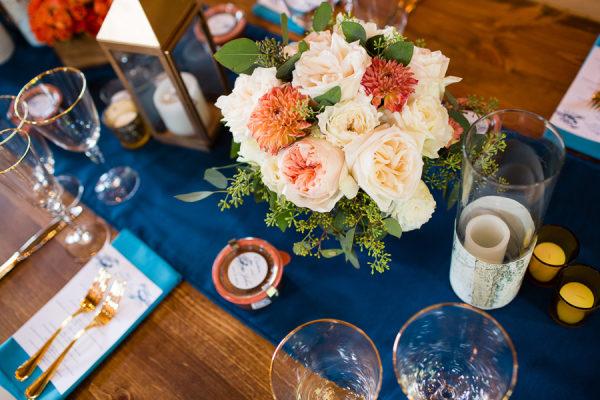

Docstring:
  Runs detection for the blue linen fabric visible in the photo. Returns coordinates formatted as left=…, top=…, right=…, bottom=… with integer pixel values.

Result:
left=1, top=24, right=599, bottom=400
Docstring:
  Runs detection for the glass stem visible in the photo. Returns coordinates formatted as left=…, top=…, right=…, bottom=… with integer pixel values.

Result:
left=85, top=145, right=105, bottom=165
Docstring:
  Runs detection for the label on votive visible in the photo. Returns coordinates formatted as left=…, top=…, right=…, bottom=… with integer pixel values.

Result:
left=227, top=252, right=268, bottom=290
left=450, top=231, right=534, bottom=309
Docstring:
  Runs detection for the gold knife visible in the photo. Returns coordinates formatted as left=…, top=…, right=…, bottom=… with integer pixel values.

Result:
left=0, top=206, right=83, bottom=281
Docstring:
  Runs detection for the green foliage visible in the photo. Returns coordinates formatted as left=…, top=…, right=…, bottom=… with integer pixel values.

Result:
left=174, top=191, right=215, bottom=202
left=312, top=2, right=333, bottom=32
left=204, top=168, right=228, bottom=189
left=341, top=21, right=366, bottom=45
left=280, top=14, right=289, bottom=44
left=314, top=86, right=342, bottom=107
left=465, top=95, right=500, bottom=116
left=214, top=39, right=261, bottom=73
left=276, top=40, right=308, bottom=80
left=414, top=38, right=427, bottom=48
left=384, top=41, right=414, bottom=66
left=365, top=35, right=386, bottom=58
left=255, top=37, right=287, bottom=68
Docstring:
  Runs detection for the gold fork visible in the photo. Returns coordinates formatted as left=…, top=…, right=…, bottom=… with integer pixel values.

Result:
left=591, top=91, right=600, bottom=110
left=24, top=277, right=126, bottom=400
left=15, top=267, right=111, bottom=381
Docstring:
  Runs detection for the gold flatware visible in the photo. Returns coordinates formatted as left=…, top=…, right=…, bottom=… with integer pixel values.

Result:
left=0, top=205, right=83, bottom=281
left=590, top=91, right=600, bottom=110
left=15, top=267, right=111, bottom=381
left=24, top=277, right=126, bottom=400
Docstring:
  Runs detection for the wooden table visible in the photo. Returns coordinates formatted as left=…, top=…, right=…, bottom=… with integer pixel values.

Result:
left=1, top=0, right=599, bottom=398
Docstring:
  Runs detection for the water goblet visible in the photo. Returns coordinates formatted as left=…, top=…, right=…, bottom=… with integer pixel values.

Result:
left=270, top=319, right=382, bottom=400
left=14, top=67, right=140, bottom=205
left=393, top=303, right=517, bottom=400
left=0, top=128, right=108, bottom=261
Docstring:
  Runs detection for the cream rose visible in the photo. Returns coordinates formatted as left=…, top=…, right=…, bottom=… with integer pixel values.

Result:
left=387, top=95, right=454, bottom=158
left=345, top=124, right=423, bottom=212
left=237, top=136, right=266, bottom=166
left=391, top=180, right=436, bottom=232
left=317, top=92, right=381, bottom=148
left=261, top=154, right=286, bottom=196
left=215, top=67, right=282, bottom=143
left=278, top=137, right=350, bottom=212
left=283, top=31, right=332, bottom=57
left=408, top=47, right=461, bottom=100
left=292, top=32, right=371, bottom=101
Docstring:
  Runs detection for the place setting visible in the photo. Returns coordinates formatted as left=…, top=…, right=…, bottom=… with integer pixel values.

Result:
left=0, top=0, right=599, bottom=399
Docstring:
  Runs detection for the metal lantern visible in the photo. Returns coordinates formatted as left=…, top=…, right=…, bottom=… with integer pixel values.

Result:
left=96, top=0, right=230, bottom=150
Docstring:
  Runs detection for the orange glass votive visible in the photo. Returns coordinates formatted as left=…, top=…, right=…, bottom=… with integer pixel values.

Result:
left=550, top=264, right=600, bottom=328
left=212, top=237, right=290, bottom=310
left=527, top=225, right=579, bottom=286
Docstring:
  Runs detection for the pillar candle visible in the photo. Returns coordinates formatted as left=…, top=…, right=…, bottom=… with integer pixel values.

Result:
left=463, top=214, right=510, bottom=264
left=152, top=72, right=210, bottom=136
left=556, top=282, right=595, bottom=325
left=528, top=242, right=566, bottom=282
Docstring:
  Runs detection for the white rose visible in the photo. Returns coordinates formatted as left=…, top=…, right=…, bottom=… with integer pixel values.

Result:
left=237, top=136, right=266, bottom=166
left=261, top=154, right=286, bottom=196
left=317, top=92, right=381, bottom=148
left=284, top=31, right=332, bottom=57
left=408, top=47, right=461, bottom=100
left=215, top=67, right=282, bottom=143
left=388, top=95, right=454, bottom=158
left=391, top=180, right=436, bottom=232
left=345, top=124, right=423, bottom=212
left=292, top=32, right=371, bottom=101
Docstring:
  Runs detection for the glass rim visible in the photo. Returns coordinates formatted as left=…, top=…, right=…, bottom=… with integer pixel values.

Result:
left=556, top=264, right=600, bottom=311
left=269, top=318, right=382, bottom=400
left=0, top=128, right=31, bottom=174
left=14, top=66, right=87, bottom=125
left=463, top=109, right=566, bottom=190
left=0, top=94, right=27, bottom=129
left=392, top=302, right=518, bottom=400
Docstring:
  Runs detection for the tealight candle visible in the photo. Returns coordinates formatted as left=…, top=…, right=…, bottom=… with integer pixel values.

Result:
left=556, top=282, right=594, bottom=325
left=527, top=225, right=579, bottom=286
left=102, top=98, right=150, bottom=149
left=528, top=242, right=566, bottom=282
left=152, top=72, right=210, bottom=136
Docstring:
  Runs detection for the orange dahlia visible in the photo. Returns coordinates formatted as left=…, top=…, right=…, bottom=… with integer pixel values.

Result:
left=247, top=85, right=312, bottom=155
left=361, top=57, right=418, bottom=113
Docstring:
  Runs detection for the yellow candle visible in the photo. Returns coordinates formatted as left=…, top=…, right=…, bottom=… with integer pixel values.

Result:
left=556, top=282, right=595, bottom=325
left=528, top=242, right=566, bottom=282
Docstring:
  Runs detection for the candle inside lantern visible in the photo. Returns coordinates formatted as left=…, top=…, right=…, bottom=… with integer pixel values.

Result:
left=528, top=242, right=566, bottom=282
left=463, top=214, right=510, bottom=264
left=556, top=282, right=595, bottom=325
left=102, top=98, right=150, bottom=149
left=152, top=72, right=210, bottom=136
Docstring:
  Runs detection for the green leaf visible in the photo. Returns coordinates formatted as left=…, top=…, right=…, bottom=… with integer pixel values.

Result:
left=447, top=182, right=460, bottom=211
left=365, top=34, right=385, bottom=57
left=383, top=218, right=403, bottom=238
left=339, top=227, right=356, bottom=262
left=445, top=90, right=458, bottom=109
left=230, top=141, right=241, bottom=159
left=448, top=109, right=471, bottom=136
left=214, top=38, right=261, bottom=73
left=276, top=211, right=291, bottom=231
left=321, top=249, right=344, bottom=258
left=174, top=191, right=214, bottom=202
left=280, top=13, right=289, bottom=45
left=276, top=52, right=301, bottom=80
left=204, top=168, right=228, bottom=189
left=383, top=41, right=414, bottom=66
left=312, top=2, right=333, bottom=32
left=333, top=211, right=346, bottom=232
left=348, top=249, right=360, bottom=269
left=313, top=86, right=341, bottom=107
left=293, top=241, right=311, bottom=255
left=298, top=40, right=309, bottom=52
left=341, top=21, right=366, bottom=45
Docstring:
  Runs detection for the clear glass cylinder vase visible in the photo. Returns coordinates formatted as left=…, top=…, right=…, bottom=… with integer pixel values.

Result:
left=449, top=110, right=565, bottom=309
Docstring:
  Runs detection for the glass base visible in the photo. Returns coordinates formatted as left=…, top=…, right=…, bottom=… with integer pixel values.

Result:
left=55, top=174, right=83, bottom=210
left=94, top=166, right=140, bottom=205
left=64, top=220, right=109, bottom=262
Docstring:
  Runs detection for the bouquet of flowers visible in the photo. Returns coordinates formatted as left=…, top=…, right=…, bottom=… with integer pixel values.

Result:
left=178, top=3, right=499, bottom=273
left=28, top=0, right=113, bottom=45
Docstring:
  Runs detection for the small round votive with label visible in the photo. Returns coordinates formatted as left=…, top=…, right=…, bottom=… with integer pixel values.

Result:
left=550, top=264, right=600, bottom=328
left=527, top=224, right=579, bottom=286
left=102, top=98, right=150, bottom=149
left=212, top=237, right=290, bottom=310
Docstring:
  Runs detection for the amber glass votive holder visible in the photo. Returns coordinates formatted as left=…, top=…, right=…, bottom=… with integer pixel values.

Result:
left=527, top=224, right=579, bottom=287
left=550, top=264, right=600, bottom=328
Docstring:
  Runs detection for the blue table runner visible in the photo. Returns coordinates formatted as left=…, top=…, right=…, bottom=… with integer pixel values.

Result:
left=1, top=24, right=599, bottom=399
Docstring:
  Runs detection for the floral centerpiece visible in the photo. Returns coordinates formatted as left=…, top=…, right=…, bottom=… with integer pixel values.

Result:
left=28, top=0, right=113, bottom=45
left=178, top=3, right=499, bottom=273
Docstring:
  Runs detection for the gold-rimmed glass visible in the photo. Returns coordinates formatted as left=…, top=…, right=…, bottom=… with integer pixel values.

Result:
left=0, top=128, right=108, bottom=261
left=393, top=303, right=518, bottom=400
left=270, top=318, right=382, bottom=400
left=14, top=67, right=140, bottom=205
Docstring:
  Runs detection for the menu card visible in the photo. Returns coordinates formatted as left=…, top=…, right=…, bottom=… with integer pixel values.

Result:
left=0, top=230, right=181, bottom=400
left=550, top=35, right=600, bottom=159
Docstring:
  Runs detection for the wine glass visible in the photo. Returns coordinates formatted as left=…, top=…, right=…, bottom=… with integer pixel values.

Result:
left=282, top=0, right=352, bottom=32
left=270, top=319, right=382, bottom=400
left=14, top=67, right=140, bottom=205
left=393, top=303, right=518, bottom=400
left=0, top=128, right=108, bottom=261
left=1, top=94, right=83, bottom=209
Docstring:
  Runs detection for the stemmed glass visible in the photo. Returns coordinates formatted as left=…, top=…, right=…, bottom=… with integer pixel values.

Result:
left=1, top=94, right=83, bottom=209
left=0, top=128, right=108, bottom=261
left=14, top=67, right=140, bottom=205
left=393, top=303, right=517, bottom=400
